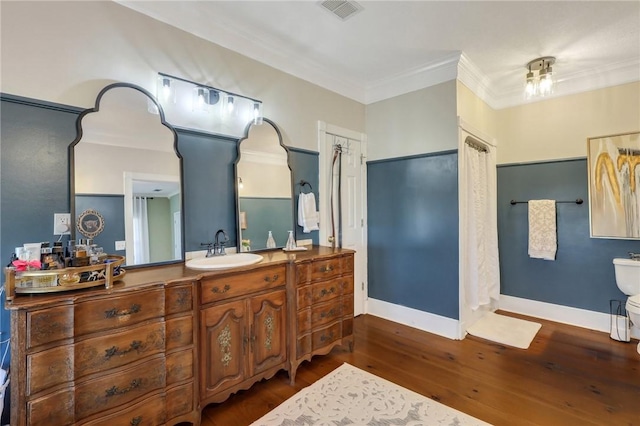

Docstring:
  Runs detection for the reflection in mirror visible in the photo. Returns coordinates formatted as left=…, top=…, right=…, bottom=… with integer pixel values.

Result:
left=71, top=83, right=182, bottom=267
left=235, top=119, right=293, bottom=251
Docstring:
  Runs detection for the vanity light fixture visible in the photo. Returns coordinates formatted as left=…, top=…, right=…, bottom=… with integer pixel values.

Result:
left=193, top=87, right=210, bottom=111
left=524, top=57, right=556, bottom=99
left=156, top=75, right=176, bottom=104
left=253, top=102, right=263, bottom=125
left=238, top=177, right=244, bottom=189
left=226, top=95, right=235, bottom=113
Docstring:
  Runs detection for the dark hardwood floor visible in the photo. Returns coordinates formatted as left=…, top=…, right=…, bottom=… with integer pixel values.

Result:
left=200, top=312, right=640, bottom=426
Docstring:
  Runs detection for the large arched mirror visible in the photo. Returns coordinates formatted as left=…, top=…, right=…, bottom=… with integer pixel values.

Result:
left=235, top=118, right=294, bottom=251
left=70, top=83, right=183, bottom=267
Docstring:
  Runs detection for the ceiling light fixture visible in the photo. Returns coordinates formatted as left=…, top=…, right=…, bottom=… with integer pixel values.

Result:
left=524, top=57, right=556, bottom=99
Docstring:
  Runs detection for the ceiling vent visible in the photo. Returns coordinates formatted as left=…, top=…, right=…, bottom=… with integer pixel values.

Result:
left=319, top=0, right=363, bottom=21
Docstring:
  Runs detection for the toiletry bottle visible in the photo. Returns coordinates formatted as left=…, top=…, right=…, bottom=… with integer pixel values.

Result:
left=266, top=231, right=276, bottom=249
left=286, top=231, right=296, bottom=250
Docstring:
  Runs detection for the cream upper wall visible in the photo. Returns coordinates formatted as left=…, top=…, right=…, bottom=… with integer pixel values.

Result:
left=456, top=81, right=498, bottom=144
left=365, top=80, right=458, bottom=161
left=496, top=81, right=640, bottom=165
left=0, top=1, right=365, bottom=151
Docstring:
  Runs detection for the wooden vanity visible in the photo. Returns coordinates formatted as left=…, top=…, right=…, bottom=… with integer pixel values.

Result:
left=5, top=246, right=354, bottom=426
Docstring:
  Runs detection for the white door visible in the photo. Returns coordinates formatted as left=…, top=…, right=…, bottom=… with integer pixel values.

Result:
left=319, top=123, right=367, bottom=316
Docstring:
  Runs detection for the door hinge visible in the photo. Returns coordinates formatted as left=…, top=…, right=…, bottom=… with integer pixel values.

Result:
left=360, top=154, right=364, bottom=165
left=361, top=282, right=364, bottom=291
left=361, top=218, right=364, bottom=227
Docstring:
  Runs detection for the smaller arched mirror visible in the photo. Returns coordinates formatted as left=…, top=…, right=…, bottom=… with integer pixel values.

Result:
left=70, top=83, right=183, bottom=267
left=235, top=119, right=294, bottom=251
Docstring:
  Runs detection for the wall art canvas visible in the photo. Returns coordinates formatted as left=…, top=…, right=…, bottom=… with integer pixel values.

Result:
left=587, top=131, right=640, bottom=239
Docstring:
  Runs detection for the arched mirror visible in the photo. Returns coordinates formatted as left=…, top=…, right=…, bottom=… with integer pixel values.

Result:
left=235, top=118, right=294, bottom=251
left=70, top=83, right=183, bottom=267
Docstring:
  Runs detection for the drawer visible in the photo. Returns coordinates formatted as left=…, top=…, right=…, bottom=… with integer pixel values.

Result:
left=81, top=393, right=166, bottom=426
left=296, top=334, right=311, bottom=358
left=296, top=257, right=342, bottom=285
left=75, top=355, right=166, bottom=420
left=27, top=344, right=74, bottom=395
left=27, top=387, right=74, bottom=425
left=200, top=265, right=285, bottom=305
left=297, top=309, right=311, bottom=334
left=75, top=289, right=165, bottom=336
left=27, top=305, right=74, bottom=349
left=75, top=320, right=165, bottom=378
left=166, top=283, right=194, bottom=315
left=343, top=317, right=354, bottom=338
left=297, top=279, right=341, bottom=309
left=166, top=381, right=195, bottom=420
left=310, top=301, right=342, bottom=329
left=166, top=315, right=194, bottom=350
left=340, top=274, right=354, bottom=295
left=312, top=321, right=341, bottom=350
left=166, top=348, right=194, bottom=384
left=342, top=293, right=354, bottom=317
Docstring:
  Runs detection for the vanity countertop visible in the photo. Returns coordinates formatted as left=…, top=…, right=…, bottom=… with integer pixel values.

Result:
left=5, top=245, right=354, bottom=310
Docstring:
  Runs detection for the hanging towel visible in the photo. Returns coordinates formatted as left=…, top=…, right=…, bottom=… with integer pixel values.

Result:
left=298, top=192, right=319, bottom=233
left=528, top=199, right=557, bottom=260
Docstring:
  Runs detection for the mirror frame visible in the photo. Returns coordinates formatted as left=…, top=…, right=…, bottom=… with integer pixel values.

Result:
left=69, top=82, right=185, bottom=268
left=234, top=118, right=295, bottom=252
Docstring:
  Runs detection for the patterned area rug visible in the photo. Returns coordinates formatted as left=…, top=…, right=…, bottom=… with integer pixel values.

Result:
left=250, top=363, right=491, bottom=426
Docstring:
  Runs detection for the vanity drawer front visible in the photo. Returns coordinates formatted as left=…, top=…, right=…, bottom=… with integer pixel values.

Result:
left=297, top=309, right=311, bottom=334
left=166, top=315, right=194, bottom=350
left=340, top=274, right=354, bottom=295
left=27, top=387, right=74, bottom=426
left=297, top=279, right=341, bottom=309
left=75, top=289, right=165, bottom=336
left=27, top=305, right=74, bottom=349
left=75, top=320, right=165, bottom=378
left=166, top=348, right=194, bottom=384
left=296, top=334, right=311, bottom=357
left=166, top=381, right=195, bottom=419
left=82, top=393, right=166, bottom=426
left=166, top=283, right=194, bottom=315
left=342, top=293, right=354, bottom=317
left=312, top=321, right=341, bottom=350
left=310, top=301, right=343, bottom=329
left=27, top=344, right=74, bottom=395
left=200, top=265, right=286, bottom=304
left=75, top=355, right=166, bottom=420
left=309, top=257, right=342, bottom=282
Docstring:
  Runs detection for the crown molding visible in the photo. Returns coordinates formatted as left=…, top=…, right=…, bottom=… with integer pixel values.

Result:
left=363, top=52, right=461, bottom=104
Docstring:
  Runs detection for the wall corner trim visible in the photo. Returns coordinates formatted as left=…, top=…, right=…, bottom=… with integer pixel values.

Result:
left=366, top=298, right=460, bottom=340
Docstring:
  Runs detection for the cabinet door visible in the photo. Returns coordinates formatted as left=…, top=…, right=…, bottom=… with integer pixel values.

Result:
left=200, top=299, right=247, bottom=398
left=250, top=289, right=287, bottom=375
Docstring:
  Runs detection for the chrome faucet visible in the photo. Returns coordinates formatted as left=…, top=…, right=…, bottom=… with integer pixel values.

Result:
left=629, top=252, right=640, bottom=260
left=213, top=229, right=229, bottom=256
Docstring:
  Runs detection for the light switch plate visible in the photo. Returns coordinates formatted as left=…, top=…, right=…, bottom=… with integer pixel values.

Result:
left=115, top=240, right=126, bottom=251
left=53, top=213, right=71, bottom=235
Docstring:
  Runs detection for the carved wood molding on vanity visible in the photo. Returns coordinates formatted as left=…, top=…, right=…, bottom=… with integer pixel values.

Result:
left=6, top=246, right=354, bottom=426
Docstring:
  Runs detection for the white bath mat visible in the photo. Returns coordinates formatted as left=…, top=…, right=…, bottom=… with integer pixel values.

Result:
left=467, top=312, right=541, bottom=349
left=251, top=363, right=491, bottom=425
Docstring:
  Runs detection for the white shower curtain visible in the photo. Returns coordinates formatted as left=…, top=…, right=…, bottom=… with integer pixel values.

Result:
left=132, top=196, right=150, bottom=264
left=463, top=141, right=500, bottom=310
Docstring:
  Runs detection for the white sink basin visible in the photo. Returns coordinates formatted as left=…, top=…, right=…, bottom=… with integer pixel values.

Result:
left=186, top=253, right=263, bottom=270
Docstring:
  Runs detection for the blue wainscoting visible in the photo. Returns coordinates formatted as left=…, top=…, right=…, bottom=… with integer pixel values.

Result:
left=239, top=197, right=292, bottom=250
left=497, top=159, right=640, bottom=314
left=367, top=151, right=459, bottom=319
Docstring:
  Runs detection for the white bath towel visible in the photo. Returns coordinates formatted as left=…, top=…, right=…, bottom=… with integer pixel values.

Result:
left=528, top=199, right=557, bottom=260
left=298, top=192, right=319, bottom=233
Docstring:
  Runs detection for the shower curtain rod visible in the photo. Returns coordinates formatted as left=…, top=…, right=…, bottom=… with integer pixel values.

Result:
left=510, top=199, right=584, bottom=205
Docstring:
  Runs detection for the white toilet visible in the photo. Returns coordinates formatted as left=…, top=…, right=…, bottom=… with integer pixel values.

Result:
left=613, top=257, right=640, bottom=354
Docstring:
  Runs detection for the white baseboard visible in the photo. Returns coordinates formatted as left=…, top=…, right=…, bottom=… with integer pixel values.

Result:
left=499, top=294, right=640, bottom=339
left=366, top=298, right=460, bottom=340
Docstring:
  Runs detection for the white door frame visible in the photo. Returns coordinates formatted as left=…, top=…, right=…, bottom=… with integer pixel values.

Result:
left=318, top=121, right=368, bottom=315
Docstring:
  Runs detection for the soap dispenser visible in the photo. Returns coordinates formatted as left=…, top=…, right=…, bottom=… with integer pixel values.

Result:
left=286, top=231, right=296, bottom=250
left=266, top=231, right=276, bottom=249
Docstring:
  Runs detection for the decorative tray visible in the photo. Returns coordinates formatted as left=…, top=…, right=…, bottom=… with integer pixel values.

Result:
left=4, top=255, right=126, bottom=300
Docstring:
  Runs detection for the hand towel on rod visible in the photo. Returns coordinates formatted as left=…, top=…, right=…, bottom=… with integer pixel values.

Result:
left=528, top=199, right=557, bottom=260
left=298, top=192, right=319, bottom=233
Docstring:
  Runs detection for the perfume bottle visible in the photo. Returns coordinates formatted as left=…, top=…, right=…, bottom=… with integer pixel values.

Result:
left=266, top=231, right=276, bottom=249
left=286, top=231, right=296, bottom=250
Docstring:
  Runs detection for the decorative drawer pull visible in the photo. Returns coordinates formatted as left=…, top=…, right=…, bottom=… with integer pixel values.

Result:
left=264, top=274, right=279, bottom=283
left=105, top=378, right=142, bottom=397
left=321, top=265, right=334, bottom=273
left=319, top=287, right=336, bottom=298
left=130, top=416, right=142, bottom=426
left=320, top=331, right=336, bottom=342
left=212, top=284, right=231, bottom=294
left=105, top=304, right=141, bottom=318
left=320, top=308, right=339, bottom=319
left=105, top=340, right=142, bottom=359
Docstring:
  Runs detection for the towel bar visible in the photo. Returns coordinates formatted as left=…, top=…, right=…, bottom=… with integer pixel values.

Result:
left=510, top=199, right=583, bottom=205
